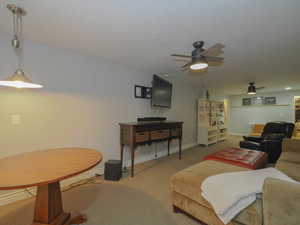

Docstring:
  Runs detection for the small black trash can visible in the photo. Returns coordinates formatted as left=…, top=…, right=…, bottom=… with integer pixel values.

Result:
left=104, top=160, right=122, bottom=181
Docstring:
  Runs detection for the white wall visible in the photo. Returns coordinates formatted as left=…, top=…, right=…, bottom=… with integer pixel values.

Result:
left=229, top=91, right=300, bottom=135
left=0, top=34, right=200, bottom=204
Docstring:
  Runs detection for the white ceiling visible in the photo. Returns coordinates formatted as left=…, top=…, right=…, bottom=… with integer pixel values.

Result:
left=0, top=0, right=300, bottom=95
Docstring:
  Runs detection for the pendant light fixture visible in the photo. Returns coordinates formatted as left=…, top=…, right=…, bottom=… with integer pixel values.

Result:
left=247, top=82, right=256, bottom=95
left=0, top=4, right=43, bottom=89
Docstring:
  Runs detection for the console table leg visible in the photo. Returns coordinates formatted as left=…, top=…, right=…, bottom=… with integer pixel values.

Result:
left=120, top=144, right=124, bottom=167
left=167, top=139, right=170, bottom=156
left=130, top=146, right=135, bottom=177
left=179, top=138, right=182, bottom=160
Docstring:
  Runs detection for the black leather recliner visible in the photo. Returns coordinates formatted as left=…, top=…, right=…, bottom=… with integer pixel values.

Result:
left=239, top=122, right=295, bottom=163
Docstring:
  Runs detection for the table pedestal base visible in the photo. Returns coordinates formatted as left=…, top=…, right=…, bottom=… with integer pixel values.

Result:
left=32, top=212, right=70, bottom=225
left=32, top=182, right=87, bottom=225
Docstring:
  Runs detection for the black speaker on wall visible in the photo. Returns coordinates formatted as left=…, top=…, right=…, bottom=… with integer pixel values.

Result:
left=104, top=160, right=122, bottom=181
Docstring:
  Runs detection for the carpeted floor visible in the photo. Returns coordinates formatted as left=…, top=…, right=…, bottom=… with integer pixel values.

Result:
left=0, top=136, right=242, bottom=225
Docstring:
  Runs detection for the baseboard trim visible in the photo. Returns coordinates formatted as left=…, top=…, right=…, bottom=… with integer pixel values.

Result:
left=229, top=132, right=246, bottom=136
left=125, top=142, right=198, bottom=168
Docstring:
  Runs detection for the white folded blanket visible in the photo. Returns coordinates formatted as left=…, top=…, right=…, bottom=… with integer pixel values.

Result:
left=201, top=168, right=297, bottom=224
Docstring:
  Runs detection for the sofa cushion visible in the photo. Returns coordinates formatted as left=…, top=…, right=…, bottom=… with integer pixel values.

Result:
left=170, top=160, right=249, bottom=209
left=235, top=199, right=262, bottom=225
left=170, top=160, right=263, bottom=225
left=263, top=178, right=300, bottom=225
left=276, top=161, right=300, bottom=182
left=172, top=191, right=262, bottom=225
left=278, top=152, right=300, bottom=164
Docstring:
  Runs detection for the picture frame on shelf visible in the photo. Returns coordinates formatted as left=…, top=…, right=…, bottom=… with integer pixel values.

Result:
left=242, top=98, right=252, bottom=106
left=252, top=97, right=264, bottom=105
left=264, top=97, right=276, bottom=105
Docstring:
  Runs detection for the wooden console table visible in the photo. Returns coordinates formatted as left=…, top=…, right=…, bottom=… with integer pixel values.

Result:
left=119, top=121, right=183, bottom=177
left=0, top=148, right=102, bottom=225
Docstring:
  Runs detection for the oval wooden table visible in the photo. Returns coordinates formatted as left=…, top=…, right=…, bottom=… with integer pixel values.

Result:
left=0, top=148, right=102, bottom=225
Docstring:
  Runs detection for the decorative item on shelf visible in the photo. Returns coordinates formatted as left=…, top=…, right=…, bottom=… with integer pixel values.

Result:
left=0, top=4, right=43, bottom=89
left=206, top=90, right=210, bottom=100
left=134, top=85, right=151, bottom=99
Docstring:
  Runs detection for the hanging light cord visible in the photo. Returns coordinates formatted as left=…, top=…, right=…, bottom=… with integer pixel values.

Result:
left=12, top=9, right=16, bottom=36
left=11, top=6, right=24, bottom=70
left=17, top=12, right=23, bottom=69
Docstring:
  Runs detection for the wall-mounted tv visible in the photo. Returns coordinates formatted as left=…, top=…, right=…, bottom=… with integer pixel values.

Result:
left=151, top=75, right=172, bottom=108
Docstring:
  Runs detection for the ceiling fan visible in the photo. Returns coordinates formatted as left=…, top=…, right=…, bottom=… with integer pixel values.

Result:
left=171, top=41, right=225, bottom=71
left=247, top=82, right=266, bottom=95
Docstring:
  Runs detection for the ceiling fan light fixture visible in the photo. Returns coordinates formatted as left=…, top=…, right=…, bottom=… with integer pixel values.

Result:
left=247, top=84, right=256, bottom=95
left=0, top=69, right=43, bottom=89
left=190, top=62, right=208, bottom=70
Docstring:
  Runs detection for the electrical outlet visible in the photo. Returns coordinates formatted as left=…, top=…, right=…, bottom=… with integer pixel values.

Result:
left=11, top=114, right=21, bottom=125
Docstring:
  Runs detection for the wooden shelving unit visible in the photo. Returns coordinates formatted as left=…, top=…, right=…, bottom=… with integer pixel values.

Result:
left=197, top=99, right=228, bottom=146
left=294, top=97, right=300, bottom=139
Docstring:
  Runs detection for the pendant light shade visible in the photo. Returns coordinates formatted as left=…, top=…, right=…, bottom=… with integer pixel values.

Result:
left=247, top=83, right=256, bottom=95
left=0, top=4, right=43, bottom=89
left=0, top=69, right=43, bottom=88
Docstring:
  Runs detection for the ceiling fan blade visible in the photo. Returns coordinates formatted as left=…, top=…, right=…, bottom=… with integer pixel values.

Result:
left=181, top=62, right=192, bottom=68
left=207, top=61, right=223, bottom=67
left=202, top=43, right=225, bottom=56
left=172, top=58, right=190, bottom=62
left=171, top=54, right=191, bottom=58
left=203, top=50, right=224, bottom=57
left=256, top=86, right=266, bottom=90
left=205, top=56, right=224, bottom=62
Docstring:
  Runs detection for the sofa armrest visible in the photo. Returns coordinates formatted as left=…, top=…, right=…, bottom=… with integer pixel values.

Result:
left=282, top=138, right=300, bottom=153
left=263, top=178, right=300, bottom=225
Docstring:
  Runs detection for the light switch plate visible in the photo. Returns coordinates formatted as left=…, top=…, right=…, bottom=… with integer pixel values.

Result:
left=11, top=114, right=21, bottom=125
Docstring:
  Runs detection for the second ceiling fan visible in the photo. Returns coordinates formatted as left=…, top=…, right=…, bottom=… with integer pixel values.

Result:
left=171, top=41, right=225, bottom=71
left=247, top=82, right=266, bottom=95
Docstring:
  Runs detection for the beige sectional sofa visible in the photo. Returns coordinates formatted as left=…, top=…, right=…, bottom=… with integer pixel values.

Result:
left=170, top=139, right=300, bottom=225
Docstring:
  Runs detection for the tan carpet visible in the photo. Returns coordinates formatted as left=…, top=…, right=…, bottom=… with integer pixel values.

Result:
left=0, top=136, right=242, bottom=225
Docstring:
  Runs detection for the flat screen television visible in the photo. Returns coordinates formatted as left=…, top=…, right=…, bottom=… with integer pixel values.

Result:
left=151, top=75, right=172, bottom=108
